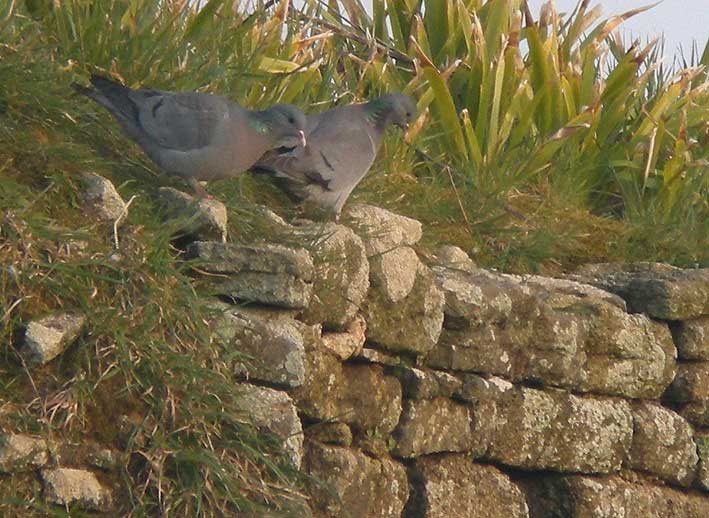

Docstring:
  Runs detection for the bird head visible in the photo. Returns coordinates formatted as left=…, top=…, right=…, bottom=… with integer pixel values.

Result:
left=366, top=93, right=417, bottom=131
left=262, top=104, right=308, bottom=149
left=385, top=93, right=417, bottom=130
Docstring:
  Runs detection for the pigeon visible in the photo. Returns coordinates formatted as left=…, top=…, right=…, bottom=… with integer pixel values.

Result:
left=73, top=74, right=307, bottom=197
left=251, top=93, right=417, bottom=218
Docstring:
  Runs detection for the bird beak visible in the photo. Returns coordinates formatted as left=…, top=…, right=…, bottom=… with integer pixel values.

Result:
left=298, top=130, right=307, bottom=147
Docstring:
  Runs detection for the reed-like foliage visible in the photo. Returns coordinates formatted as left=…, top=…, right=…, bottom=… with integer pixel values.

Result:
left=0, top=0, right=707, bottom=515
left=314, top=0, right=708, bottom=248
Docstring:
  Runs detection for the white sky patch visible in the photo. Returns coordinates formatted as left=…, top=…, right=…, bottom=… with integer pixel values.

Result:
left=527, top=0, right=708, bottom=62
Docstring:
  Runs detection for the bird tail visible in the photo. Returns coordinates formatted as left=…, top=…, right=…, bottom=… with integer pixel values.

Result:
left=250, top=164, right=307, bottom=203
left=72, top=74, right=144, bottom=140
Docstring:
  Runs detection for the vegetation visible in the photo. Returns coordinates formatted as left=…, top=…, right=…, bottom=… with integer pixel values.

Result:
left=0, top=0, right=707, bottom=515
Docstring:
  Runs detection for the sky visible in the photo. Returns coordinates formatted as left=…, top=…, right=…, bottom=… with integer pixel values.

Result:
left=526, top=0, right=708, bottom=62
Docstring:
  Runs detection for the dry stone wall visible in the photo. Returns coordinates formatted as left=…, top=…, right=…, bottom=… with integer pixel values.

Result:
left=189, top=203, right=708, bottom=517
left=10, top=178, right=709, bottom=516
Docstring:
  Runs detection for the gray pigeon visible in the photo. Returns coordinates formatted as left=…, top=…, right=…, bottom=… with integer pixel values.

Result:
left=251, top=93, right=417, bottom=217
left=73, top=74, right=307, bottom=197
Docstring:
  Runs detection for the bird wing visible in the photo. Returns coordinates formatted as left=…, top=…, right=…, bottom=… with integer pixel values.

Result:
left=133, top=91, right=237, bottom=151
left=257, top=106, right=379, bottom=197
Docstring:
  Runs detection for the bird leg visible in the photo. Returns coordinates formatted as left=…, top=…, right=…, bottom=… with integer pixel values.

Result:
left=187, top=177, right=214, bottom=200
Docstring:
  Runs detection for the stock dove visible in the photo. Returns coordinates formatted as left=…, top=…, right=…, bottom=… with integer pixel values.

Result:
left=73, top=74, right=307, bottom=197
left=251, top=93, right=416, bottom=217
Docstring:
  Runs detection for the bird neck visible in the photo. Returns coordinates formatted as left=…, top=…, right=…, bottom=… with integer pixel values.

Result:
left=248, top=111, right=274, bottom=138
left=363, top=99, right=393, bottom=131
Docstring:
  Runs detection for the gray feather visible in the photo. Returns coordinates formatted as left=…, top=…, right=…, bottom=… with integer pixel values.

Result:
left=253, top=93, right=416, bottom=216
left=74, top=74, right=307, bottom=194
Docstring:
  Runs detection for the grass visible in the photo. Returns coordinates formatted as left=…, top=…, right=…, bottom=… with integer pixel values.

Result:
left=0, top=0, right=707, bottom=515
left=1, top=3, right=310, bottom=515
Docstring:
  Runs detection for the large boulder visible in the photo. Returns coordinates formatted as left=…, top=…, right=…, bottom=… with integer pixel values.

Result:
left=188, top=241, right=314, bottom=308
left=303, top=441, right=408, bottom=518
left=406, top=455, right=529, bottom=518
left=570, top=262, right=709, bottom=320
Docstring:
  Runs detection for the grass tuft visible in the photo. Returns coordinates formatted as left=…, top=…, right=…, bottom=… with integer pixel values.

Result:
left=0, top=0, right=707, bottom=514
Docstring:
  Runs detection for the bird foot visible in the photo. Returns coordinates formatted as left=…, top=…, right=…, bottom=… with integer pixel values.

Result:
left=188, top=178, right=214, bottom=200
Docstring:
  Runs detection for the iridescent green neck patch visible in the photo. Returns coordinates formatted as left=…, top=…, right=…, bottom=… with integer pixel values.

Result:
left=248, top=118, right=270, bottom=135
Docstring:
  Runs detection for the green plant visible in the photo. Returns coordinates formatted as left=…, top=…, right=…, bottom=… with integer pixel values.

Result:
left=306, top=0, right=708, bottom=268
left=0, top=0, right=707, bottom=514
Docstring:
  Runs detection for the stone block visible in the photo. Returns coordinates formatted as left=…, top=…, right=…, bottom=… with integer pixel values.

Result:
left=238, top=384, right=303, bottom=468
left=695, top=432, right=709, bottom=492
left=571, top=262, right=709, bottom=320
left=672, top=317, right=709, bottom=360
left=321, top=314, right=366, bottom=360
left=345, top=204, right=422, bottom=256
left=188, top=241, right=313, bottom=308
left=390, top=366, right=463, bottom=400
left=213, top=307, right=305, bottom=388
left=522, top=475, right=709, bottom=518
left=666, top=362, right=709, bottom=402
left=293, top=345, right=402, bottom=435
left=392, top=398, right=479, bottom=458
left=22, top=313, right=85, bottom=364
left=478, top=384, right=633, bottom=474
left=369, top=246, right=421, bottom=303
left=406, top=455, right=529, bottom=518
left=42, top=468, right=112, bottom=511
left=304, top=441, right=408, bottom=518
left=628, top=403, right=698, bottom=486
left=297, top=222, right=370, bottom=329
left=680, top=401, right=709, bottom=427
left=427, top=268, right=676, bottom=399
left=433, top=244, right=477, bottom=273
left=0, top=433, right=48, bottom=473
left=365, top=263, right=444, bottom=356
left=158, top=186, right=227, bottom=242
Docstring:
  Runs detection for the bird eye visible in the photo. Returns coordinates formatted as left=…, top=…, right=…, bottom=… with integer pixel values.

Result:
left=288, top=117, right=295, bottom=124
